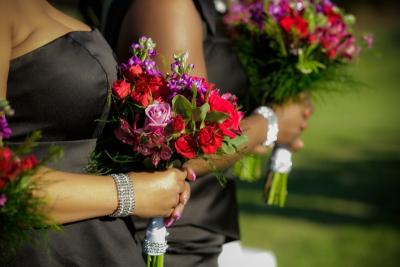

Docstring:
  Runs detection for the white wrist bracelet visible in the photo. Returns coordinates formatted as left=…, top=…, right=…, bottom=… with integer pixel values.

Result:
left=110, top=173, right=135, bottom=217
left=253, top=106, right=279, bottom=147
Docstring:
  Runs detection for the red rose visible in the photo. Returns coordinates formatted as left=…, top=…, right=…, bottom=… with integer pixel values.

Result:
left=0, top=147, right=13, bottom=170
left=132, top=74, right=166, bottom=106
left=123, top=65, right=143, bottom=81
left=0, top=179, right=6, bottom=190
left=197, top=126, right=223, bottom=154
left=172, top=115, right=185, bottom=132
left=208, top=92, right=240, bottom=138
left=294, top=16, right=308, bottom=38
left=174, top=134, right=197, bottom=159
left=0, top=147, right=20, bottom=181
left=20, top=155, right=39, bottom=171
left=279, top=16, right=295, bottom=33
left=112, top=79, right=131, bottom=100
left=280, top=16, right=308, bottom=38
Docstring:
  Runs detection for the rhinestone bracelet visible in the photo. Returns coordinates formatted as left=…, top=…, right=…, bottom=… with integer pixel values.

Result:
left=109, top=173, right=135, bottom=217
left=253, top=106, right=279, bottom=147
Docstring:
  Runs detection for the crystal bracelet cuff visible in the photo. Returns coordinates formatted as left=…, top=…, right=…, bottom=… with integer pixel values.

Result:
left=109, top=173, right=135, bottom=217
left=253, top=106, right=279, bottom=147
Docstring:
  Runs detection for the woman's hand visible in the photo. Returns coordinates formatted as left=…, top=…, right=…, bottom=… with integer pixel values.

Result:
left=273, top=93, right=314, bottom=147
left=130, top=168, right=192, bottom=218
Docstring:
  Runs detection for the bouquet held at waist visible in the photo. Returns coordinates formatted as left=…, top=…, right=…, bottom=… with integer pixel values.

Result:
left=224, top=0, right=373, bottom=206
left=90, top=36, right=247, bottom=267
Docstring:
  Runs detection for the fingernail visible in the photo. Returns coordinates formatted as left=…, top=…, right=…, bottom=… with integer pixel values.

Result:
left=173, top=212, right=181, bottom=221
left=191, top=172, right=196, bottom=181
left=165, top=217, right=175, bottom=228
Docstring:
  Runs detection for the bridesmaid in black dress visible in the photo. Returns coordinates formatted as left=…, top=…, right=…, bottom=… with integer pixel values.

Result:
left=0, top=1, right=193, bottom=266
left=92, top=0, right=313, bottom=266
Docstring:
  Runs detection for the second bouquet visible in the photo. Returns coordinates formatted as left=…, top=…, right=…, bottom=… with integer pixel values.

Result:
left=90, top=37, right=247, bottom=267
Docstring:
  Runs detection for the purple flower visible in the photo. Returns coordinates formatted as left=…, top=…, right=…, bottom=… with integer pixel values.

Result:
left=0, top=194, right=7, bottom=207
left=268, top=0, right=290, bottom=20
left=144, top=102, right=172, bottom=129
left=249, top=1, right=265, bottom=29
left=0, top=115, right=12, bottom=139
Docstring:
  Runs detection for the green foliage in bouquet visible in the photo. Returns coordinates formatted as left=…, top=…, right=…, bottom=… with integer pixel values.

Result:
left=0, top=100, right=62, bottom=259
left=224, top=0, right=372, bottom=108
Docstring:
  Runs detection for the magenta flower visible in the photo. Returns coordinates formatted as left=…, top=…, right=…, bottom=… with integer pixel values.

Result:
left=144, top=102, right=172, bottom=129
left=0, top=194, right=7, bottom=207
left=0, top=115, right=12, bottom=139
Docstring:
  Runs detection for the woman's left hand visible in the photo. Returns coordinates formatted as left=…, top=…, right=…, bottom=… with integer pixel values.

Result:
left=164, top=167, right=195, bottom=227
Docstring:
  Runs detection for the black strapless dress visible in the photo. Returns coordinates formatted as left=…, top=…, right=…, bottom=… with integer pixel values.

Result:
left=100, top=1, right=248, bottom=266
left=4, top=29, right=146, bottom=267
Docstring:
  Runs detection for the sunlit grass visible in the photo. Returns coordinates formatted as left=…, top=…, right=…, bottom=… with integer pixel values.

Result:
left=237, top=10, right=400, bottom=267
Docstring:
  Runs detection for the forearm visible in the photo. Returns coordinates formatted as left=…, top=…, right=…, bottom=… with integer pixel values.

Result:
left=34, top=168, right=117, bottom=224
left=185, top=114, right=268, bottom=176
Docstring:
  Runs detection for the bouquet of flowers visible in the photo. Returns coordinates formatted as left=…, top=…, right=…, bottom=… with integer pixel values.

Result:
left=90, top=37, right=247, bottom=267
left=0, top=100, right=61, bottom=259
left=224, top=0, right=372, bottom=206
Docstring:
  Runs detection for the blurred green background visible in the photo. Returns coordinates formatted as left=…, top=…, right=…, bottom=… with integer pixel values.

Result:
left=55, top=1, right=400, bottom=266
left=237, top=2, right=400, bottom=267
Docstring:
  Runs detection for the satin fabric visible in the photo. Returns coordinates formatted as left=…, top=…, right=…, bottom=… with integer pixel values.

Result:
left=4, top=29, right=147, bottom=267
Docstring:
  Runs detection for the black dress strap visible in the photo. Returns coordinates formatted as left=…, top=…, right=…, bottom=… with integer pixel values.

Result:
left=193, top=0, right=218, bottom=37
left=103, top=0, right=133, bottom=51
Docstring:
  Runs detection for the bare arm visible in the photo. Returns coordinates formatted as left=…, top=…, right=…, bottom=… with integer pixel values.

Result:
left=117, top=0, right=206, bottom=76
left=0, top=1, right=189, bottom=225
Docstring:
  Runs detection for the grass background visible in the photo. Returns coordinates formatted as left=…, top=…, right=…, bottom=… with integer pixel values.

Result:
left=237, top=3, right=400, bottom=267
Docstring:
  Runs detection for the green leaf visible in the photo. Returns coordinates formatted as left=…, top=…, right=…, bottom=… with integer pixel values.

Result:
left=220, top=142, right=236, bottom=155
left=172, top=95, right=193, bottom=118
left=205, top=111, right=229, bottom=122
left=191, top=84, right=198, bottom=106
left=229, top=135, right=248, bottom=148
left=192, top=103, right=210, bottom=122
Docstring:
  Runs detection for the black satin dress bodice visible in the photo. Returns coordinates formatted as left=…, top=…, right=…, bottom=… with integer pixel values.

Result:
left=4, top=29, right=146, bottom=267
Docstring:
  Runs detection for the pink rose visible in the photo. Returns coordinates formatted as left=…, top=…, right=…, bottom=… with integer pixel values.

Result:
left=144, top=102, right=172, bottom=129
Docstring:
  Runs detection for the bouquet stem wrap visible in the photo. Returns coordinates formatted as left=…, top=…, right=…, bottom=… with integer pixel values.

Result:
left=144, top=217, right=168, bottom=267
left=264, top=146, right=292, bottom=207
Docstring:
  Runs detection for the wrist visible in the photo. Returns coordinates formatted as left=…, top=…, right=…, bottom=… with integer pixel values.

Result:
left=253, top=106, right=279, bottom=147
left=109, top=173, right=135, bottom=217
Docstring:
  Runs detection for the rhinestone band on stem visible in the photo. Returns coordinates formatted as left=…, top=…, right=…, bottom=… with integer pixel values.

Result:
left=253, top=106, right=279, bottom=147
left=109, top=173, right=135, bottom=217
left=143, top=239, right=168, bottom=256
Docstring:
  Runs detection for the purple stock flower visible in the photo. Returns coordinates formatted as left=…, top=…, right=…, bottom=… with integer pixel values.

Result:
left=0, top=194, right=7, bottom=207
left=268, top=0, right=290, bottom=20
left=0, top=115, right=12, bottom=139
left=249, top=1, right=265, bottom=29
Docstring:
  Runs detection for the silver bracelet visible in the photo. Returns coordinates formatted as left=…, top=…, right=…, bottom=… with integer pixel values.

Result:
left=109, top=173, right=135, bottom=217
left=253, top=106, right=279, bottom=147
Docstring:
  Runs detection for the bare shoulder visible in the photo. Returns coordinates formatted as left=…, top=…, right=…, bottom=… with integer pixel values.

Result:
left=0, top=1, right=14, bottom=98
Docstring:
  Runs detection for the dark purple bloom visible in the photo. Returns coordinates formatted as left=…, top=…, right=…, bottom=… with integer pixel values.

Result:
left=0, top=115, right=12, bottom=139
left=249, top=1, right=265, bottom=29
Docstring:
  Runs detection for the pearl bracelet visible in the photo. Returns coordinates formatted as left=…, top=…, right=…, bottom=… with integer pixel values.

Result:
left=253, top=106, right=279, bottom=147
left=109, top=173, right=135, bottom=217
